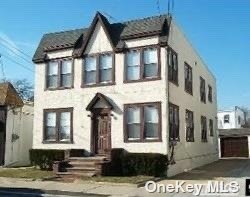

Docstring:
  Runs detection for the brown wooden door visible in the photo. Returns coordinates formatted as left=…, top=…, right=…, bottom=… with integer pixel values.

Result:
left=0, top=107, right=6, bottom=166
left=93, top=114, right=111, bottom=155
left=221, top=137, right=249, bottom=157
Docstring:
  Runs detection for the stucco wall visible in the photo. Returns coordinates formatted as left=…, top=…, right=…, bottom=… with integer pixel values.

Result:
left=167, top=21, right=218, bottom=176
left=33, top=19, right=218, bottom=176
left=33, top=21, right=168, bottom=154
left=5, top=103, right=33, bottom=167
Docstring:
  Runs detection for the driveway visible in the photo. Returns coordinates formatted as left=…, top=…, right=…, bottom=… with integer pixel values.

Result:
left=171, top=159, right=250, bottom=180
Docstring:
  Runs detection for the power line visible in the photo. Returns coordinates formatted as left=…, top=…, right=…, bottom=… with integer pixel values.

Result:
left=0, top=41, right=33, bottom=65
left=0, top=37, right=32, bottom=59
left=0, top=53, right=34, bottom=73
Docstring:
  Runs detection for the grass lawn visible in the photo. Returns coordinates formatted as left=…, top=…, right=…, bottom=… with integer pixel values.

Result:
left=82, top=175, right=154, bottom=184
left=0, top=167, right=54, bottom=179
left=0, top=168, right=154, bottom=184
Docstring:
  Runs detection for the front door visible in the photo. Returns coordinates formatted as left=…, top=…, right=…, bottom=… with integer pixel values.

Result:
left=0, top=107, right=6, bottom=166
left=93, top=113, right=111, bottom=155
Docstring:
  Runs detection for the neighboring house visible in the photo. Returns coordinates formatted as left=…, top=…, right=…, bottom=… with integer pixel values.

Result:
left=32, top=12, right=218, bottom=176
left=218, top=106, right=245, bottom=129
left=219, top=128, right=250, bottom=158
left=0, top=82, right=34, bottom=167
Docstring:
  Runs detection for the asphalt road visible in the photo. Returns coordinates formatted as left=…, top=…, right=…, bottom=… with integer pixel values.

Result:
left=0, top=188, right=108, bottom=197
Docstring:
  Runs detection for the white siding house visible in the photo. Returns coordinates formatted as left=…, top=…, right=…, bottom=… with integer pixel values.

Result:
left=218, top=106, right=245, bottom=129
left=32, top=12, right=218, bottom=176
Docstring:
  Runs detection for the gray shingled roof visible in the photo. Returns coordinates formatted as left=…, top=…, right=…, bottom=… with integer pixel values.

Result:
left=33, top=13, right=169, bottom=63
left=219, top=128, right=250, bottom=137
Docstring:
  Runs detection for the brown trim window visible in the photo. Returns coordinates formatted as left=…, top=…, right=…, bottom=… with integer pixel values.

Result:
left=200, top=77, right=206, bottom=103
left=201, top=116, right=207, bottom=142
left=184, top=62, right=193, bottom=95
left=168, top=48, right=178, bottom=85
left=208, top=85, right=213, bottom=103
left=124, top=102, right=162, bottom=142
left=83, top=53, right=114, bottom=86
left=46, top=59, right=73, bottom=89
left=44, top=108, right=73, bottom=143
left=169, top=103, right=179, bottom=141
left=186, top=110, right=194, bottom=142
left=125, top=47, right=160, bottom=82
left=209, top=119, right=214, bottom=136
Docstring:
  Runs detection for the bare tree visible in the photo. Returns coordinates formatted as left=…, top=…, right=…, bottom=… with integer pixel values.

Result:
left=12, top=79, right=34, bottom=101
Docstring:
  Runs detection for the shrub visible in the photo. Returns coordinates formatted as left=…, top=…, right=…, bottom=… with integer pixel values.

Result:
left=30, top=149, right=65, bottom=170
left=108, top=149, right=168, bottom=177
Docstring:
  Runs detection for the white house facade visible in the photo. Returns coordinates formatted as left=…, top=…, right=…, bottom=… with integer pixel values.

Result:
left=218, top=106, right=245, bottom=129
left=32, top=12, right=218, bottom=176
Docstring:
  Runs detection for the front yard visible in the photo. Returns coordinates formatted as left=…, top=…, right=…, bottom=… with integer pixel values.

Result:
left=0, top=167, right=153, bottom=184
left=0, top=167, right=54, bottom=180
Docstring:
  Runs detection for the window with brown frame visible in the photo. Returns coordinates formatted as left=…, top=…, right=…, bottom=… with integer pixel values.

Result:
left=124, top=102, right=161, bottom=142
left=44, top=108, right=73, bottom=143
left=125, top=47, right=160, bottom=82
left=185, top=63, right=193, bottom=95
left=200, top=77, right=206, bottom=103
left=168, top=48, right=178, bottom=84
left=201, top=116, right=207, bottom=142
left=83, top=53, right=114, bottom=86
left=186, top=110, right=194, bottom=142
left=208, top=85, right=213, bottom=102
left=169, top=103, right=179, bottom=141
left=209, top=119, right=214, bottom=137
left=46, top=59, right=73, bottom=89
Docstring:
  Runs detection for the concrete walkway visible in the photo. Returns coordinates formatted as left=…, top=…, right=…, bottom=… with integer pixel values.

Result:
left=0, top=159, right=249, bottom=196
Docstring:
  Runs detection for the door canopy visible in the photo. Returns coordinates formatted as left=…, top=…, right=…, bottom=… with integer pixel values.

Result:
left=86, top=93, right=113, bottom=111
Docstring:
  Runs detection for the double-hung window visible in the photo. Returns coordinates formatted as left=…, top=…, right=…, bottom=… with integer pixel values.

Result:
left=44, top=108, right=73, bottom=143
left=46, top=59, right=73, bottom=89
left=200, top=77, right=206, bottom=103
left=168, top=48, right=178, bottom=84
left=124, top=102, right=161, bottom=142
left=208, top=85, right=213, bottom=103
left=185, top=63, right=193, bottom=95
left=186, top=110, right=194, bottom=142
left=83, top=53, right=113, bottom=86
left=201, top=116, right=207, bottom=142
left=169, top=103, right=179, bottom=141
left=209, top=119, right=214, bottom=137
left=125, top=47, right=159, bottom=81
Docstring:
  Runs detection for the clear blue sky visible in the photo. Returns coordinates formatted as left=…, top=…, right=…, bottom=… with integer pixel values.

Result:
left=0, top=0, right=249, bottom=109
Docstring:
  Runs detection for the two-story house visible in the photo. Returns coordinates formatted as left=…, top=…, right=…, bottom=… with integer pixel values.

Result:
left=32, top=12, right=218, bottom=176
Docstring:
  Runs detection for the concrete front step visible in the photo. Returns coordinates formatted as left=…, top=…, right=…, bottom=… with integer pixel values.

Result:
left=66, top=167, right=96, bottom=172
left=57, top=171, right=96, bottom=177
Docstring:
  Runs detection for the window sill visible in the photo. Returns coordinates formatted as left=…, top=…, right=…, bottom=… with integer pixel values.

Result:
left=185, top=89, right=193, bottom=96
left=81, top=82, right=115, bottom=88
left=124, top=77, right=161, bottom=84
left=42, top=140, right=74, bottom=144
left=169, top=80, right=179, bottom=86
left=45, top=86, right=74, bottom=91
left=124, top=138, right=162, bottom=143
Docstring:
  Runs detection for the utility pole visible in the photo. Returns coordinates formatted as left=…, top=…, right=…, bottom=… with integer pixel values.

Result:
left=0, top=54, right=6, bottom=82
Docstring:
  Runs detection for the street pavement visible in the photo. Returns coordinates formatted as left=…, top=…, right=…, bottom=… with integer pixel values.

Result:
left=0, top=159, right=249, bottom=196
